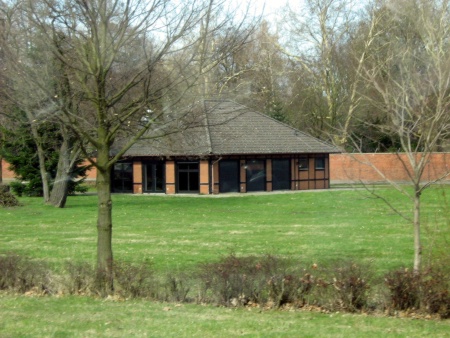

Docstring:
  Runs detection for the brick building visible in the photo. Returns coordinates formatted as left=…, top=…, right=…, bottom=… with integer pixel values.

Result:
left=111, top=100, right=339, bottom=194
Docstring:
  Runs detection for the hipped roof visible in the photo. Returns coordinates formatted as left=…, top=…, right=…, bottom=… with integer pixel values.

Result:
left=121, top=100, right=340, bottom=157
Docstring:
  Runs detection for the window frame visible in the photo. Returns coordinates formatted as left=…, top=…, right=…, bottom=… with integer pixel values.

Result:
left=315, top=157, right=326, bottom=170
left=298, top=158, right=309, bottom=171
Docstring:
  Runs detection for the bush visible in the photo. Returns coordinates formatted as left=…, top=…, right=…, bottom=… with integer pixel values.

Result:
left=164, top=273, right=191, bottom=303
left=0, top=253, right=50, bottom=294
left=329, top=261, right=372, bottom=312
left=384, top=267, right=450, bottom=318
left=113, top=261, right=158, bottom=299
left=0, top=185, right=21, bottom=207
left=420, top=268, right=450, bottom=318
left=198, top=254, right=311, bottom=308
left=62, top=261, right=97, bottom=295
left=384, top=268, right=421, bottom=311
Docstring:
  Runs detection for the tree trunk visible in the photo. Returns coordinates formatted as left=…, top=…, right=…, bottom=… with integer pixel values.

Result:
left=413, top=189, right=421, bottom=273
left=28, top=120, right=50, bottom=203
left=96, top=157, right=114, bottom=294
left=36, top=140, right=50, bottom=203
left=49, top=138, right=71, bottom=208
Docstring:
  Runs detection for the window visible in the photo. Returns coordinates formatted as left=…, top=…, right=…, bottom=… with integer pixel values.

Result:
left=298, top=158, right=309, bottom=171
left=177, top=162, right=199, bottom=193
left=315, top=158, right=325, bottom=170
left=112, top=162, right=133, bottom=193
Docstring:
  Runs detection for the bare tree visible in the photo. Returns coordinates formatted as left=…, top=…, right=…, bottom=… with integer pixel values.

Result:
left=13, top=0, right=255, bottom=291
left=359, top=0, right=450, bottom=272
left=282, top=0, right=383, bottom=145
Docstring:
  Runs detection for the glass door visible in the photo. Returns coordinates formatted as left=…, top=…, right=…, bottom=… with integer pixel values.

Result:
left=219, top=160, right=240, bottom=193
left=143, top=162, right=165, bottom=193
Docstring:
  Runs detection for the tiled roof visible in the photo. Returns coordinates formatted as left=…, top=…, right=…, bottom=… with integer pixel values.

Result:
left=122, top=100, right=339, bottom=157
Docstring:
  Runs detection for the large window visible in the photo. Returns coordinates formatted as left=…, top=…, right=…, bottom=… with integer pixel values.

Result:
left=272, top=159, right=290, bottom=191
left=177, top=162, right=199, bottom=193
left=143, top=162, right=164, bottom=193
left=219, top=160, right=240, bottom=193
left=112, top=162, right=133, bottom=193
left=246, top=159, right=266, bottom=192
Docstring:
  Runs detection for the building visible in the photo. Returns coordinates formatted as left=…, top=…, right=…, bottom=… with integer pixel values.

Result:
left=111, top=100, right=339, bottom=194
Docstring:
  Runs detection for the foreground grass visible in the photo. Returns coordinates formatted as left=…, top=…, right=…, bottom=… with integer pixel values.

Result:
left=1, top=186, right=449, bottom=336
left=1, top=294, right=449, bottom=337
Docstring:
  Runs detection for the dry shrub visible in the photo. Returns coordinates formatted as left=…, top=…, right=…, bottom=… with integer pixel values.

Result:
left=198, top=254, right=312, bottom=308
left=0, top=185, right=21, bottom=208
left=0, top=253, right=50, bottom=294
left=384, top=268, right=421, bottom=311
left=420, top=268, right=450, bottom=318
left=330, top=261, right=372, bottom=312
left=164, top=273, right=191, bottom=303
left=62, top=261, right=96, bottom=295
left=113, top=261, right=158, bottom=299
left=306, top=260, right=372, bottom=312
left=384, top=267, right=450, bottom=318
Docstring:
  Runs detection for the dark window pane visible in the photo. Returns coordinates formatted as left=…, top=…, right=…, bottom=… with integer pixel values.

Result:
left=219, top=160, right=240, bottom=193
left=315, top=158, right=325, bottom=170
left=298, top=158, right=309, bottom=171
left=143, top=162, right=165, bottom=193
left=246, top=160, right=265, bottom=192
left=177, top=162, right=199, bottom=193
left=189, top=171, right=199, bottom=191
left=272, top=159, right=290, bottom=190
left=112, top=162, right=133, bottom=192
left=155, top=163, right=164, bottom=192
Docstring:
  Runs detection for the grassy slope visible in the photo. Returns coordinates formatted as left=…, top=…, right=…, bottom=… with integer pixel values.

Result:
left=1, top=186, right=449, bottom=336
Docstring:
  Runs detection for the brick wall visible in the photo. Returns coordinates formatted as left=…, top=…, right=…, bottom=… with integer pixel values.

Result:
left=330, top=153, right=450, bottom=184
left=1, top=159, right=97, bottom=183
left=3, top=154, right=449, bottom=186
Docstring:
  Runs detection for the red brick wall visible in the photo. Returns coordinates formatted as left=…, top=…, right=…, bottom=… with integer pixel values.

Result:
left=330, top=153, right=450, bottom=184
left=1, top=159, right=97, bottom=183
left=1, top=159, right=14, bottom=181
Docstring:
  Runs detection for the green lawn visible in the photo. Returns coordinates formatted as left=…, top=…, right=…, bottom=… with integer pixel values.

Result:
left=1, top=186, right=449, bottom=336
left=1, top=295, right=449, bottom=337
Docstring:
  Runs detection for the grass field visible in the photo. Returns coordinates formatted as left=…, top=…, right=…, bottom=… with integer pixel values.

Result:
left=1, top=185, right=449, bottom=336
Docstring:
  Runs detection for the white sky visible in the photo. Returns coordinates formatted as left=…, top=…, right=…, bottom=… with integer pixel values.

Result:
left=248, top=0, right=306, bottom=25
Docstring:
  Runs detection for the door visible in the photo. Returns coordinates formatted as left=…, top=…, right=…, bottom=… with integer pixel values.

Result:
left=272, top=159, right=290, bottom=191
left=246, top=159, right=266, bottom=192
left=177, top=162, right=199, bottom=193
left=143, top=162, right=165, bottom=193
left=219, top=160, right=240, bottom=193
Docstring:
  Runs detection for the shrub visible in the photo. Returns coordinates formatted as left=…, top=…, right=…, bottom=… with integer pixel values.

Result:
left=384, top=267, right=450, bottom=317
left=113, top=261, right=157, bottom=299
left=62, top=261, right=96, bottom=295
left=0, top=185, right=21, bottom=207
left=198, top=254, right=311, bottom=308
left=0, top=253, right=50, bottom=294
left=384, top=268, right=421, bottom=311
left=419, top=268, right=450, bottom=318
left=164, top=273, right=191, bottom=303
left=330, top=261, right=372, bottom=312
